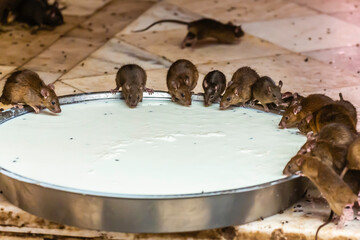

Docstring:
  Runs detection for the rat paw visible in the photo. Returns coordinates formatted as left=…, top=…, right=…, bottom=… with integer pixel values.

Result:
left=145, top=88, right=154, bottom=95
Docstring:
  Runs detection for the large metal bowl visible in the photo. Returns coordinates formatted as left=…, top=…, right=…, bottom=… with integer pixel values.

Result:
left=0, top=91, right=308, bottom=233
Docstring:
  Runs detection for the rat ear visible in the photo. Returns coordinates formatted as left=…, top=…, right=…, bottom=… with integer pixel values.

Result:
left=293, top=105, right=302, bottom=115
left=171, top=80, right=179, bottom=90
left=125, top=84, right=130, bottom=91
left=48, top=83, right=55, bottom=90
left=234, top=26, right=241, bottom=33
left=234, top=87, right=240, bottom=96
left=281, top=91, right=292, bottom=99
left=267, top=86, right=272, bottom=94
left=227, top=80, right=233, bottom=87
left=203, top=80, right=208, bottom=88
left=214, top=85, right=219, bottom=91
left=41, top=88, right=50, bottom=99
left=278, top=80, right=283, bottom=89
left=53, top=1, right=59, bottom=8
left=184, top=76, right=190, bottom=86
left=306, top=131, right=315, bottom=141
left=295, top=157, right=304, bottom=167
left=306, top=114, right=313, bottom=123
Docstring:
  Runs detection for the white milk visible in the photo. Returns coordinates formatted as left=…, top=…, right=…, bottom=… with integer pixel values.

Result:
left=0, top=99, right=305, bottom=195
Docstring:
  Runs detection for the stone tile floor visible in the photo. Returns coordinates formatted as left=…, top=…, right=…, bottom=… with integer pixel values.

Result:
left=0, top=0, right=360, bottom=239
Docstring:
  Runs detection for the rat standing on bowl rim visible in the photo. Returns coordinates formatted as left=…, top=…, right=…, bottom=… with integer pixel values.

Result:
left=111, top=64, right=153, bottom=108
left=0, top=69, right=61, bottom=113
left=220, top=66, right=259, bottom=110
left=133, top=18, right=244, bottom=48
left=167, top=59, right=198, bottom=106
left=202, top=70, right=226, bottom=107
left=251, top=76, right=283, bottom=112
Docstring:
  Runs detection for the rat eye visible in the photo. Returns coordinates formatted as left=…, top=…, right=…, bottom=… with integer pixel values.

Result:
left=210, top=95, right=214, bottom=99
left=273, top=94, right=276, bottom=98
left=288, top=165, right=291, bottom=170
left=285, top=116, right=289, bottom=121
left=51, top=101, right=56, bottom=105
left=129, top=95, right=132, bottom=100
left=137, top=96, right=140, bottom=101
left=226, top=97, right=231, bottom=102
left=181, top=93, right=185, bottom=98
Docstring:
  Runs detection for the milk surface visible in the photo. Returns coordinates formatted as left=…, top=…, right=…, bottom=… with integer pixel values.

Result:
left=0, top=99, right=305, bottom=195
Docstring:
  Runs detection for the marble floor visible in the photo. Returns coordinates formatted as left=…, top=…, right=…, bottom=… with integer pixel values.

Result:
left=0, top=0, right=360, bottom=239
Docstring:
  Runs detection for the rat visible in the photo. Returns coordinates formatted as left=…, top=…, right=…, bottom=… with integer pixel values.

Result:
left=166, top=59, right=198, bottom=106
left=202, top=70, right=226, bottom=106
left=278, top=94, right=333, bottom=129
left=111, top=64, right=153, bottom=108
left=251, top=76, right=283, bottom=112
left=133, top=18, right=244, bottom=49
left=219, top=66, right=259, bottom=110
left=298, top=104, right=356, bottom=134
left=340, top=137, right=360, bottom=178
left=283, top=155, right=357, bottom=217
left=0, top=69, right=61, bottom=113
left=336, top=93, right=357, bottom=126
left=0, top=0, right=23, bottom=25
left=14, top=0, right=64, bottom=33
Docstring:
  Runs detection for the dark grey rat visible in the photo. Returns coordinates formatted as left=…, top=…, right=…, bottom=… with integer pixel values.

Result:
left=202, top=70, right=226, bottom=106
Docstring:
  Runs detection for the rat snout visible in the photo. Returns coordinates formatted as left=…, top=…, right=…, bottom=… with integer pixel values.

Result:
left=278, top=121, right=286, bottom=129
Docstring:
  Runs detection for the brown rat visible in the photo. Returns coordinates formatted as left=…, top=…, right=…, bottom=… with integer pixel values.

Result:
left=0, top=69, right=61, bottom=113
left=336, top=92, right=357, bottom=126
left=167, top=59, right=198, bottom=106
left=341, top=137, right=360, bottom=178
left=251, top=76, right=283, bottom=112
left=202, top=70, right=226, bottom=106
left=298, top=104, right=356, bottom=134
left=111, top=64, right=153, bottom=108
left=278, top=94, right=333, bottom=129
left=133, top=18, right=244, bottom=48
left=283, top=155, right=357, bottom=216
left=219, top=66, right=259, bottom=110
left=316, top=122, right=357, bottom=147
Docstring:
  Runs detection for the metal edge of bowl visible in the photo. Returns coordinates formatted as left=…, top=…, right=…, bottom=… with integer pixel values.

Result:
left=0, top=91, right=308, bottom=233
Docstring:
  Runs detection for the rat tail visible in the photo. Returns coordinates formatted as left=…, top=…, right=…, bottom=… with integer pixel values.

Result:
left=315, top=210, right=334, bottom=240
left=339, top=92, right=344, bottom=101
left=132, top=19, right=189, bottom=32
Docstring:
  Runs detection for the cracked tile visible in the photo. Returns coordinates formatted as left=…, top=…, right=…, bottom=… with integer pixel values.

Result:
left=243, top=14, right=360, bottom=52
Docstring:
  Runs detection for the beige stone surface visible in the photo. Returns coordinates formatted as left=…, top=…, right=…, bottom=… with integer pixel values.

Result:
left=243, top=14, right=360, bottom=52
left=302, top=45, right=360, bottom=76
left=1, top=0, right=360, bottom=239
left=167, top=0, right=317, bottom=24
